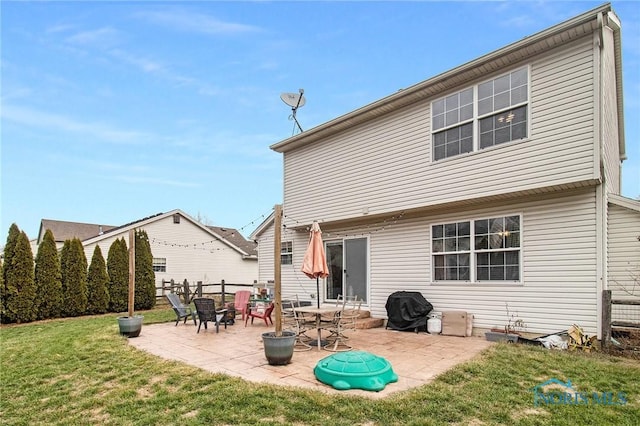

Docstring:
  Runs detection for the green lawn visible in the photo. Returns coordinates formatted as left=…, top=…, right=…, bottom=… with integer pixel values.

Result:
left=1, top=308, right=638, bottom=425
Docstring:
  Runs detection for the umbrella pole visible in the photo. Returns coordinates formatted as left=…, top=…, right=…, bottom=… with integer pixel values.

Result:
left=316, top=277, right=320, bottom=309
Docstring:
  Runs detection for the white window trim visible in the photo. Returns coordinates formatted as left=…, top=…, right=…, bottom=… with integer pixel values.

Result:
left=430, top=213, right=523, bottom=285
left=280, top=240, right=293, bottom=265
left=152, top=257, right=167, bottom=273
left=431, top=65, right=531, bottom=162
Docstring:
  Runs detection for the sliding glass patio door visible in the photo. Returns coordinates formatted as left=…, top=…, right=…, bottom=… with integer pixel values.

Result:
left=325, top=237, right=368, bottom=303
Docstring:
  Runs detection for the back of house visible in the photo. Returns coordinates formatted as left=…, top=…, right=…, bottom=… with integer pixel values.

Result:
left=256, top=4, right=637, bottom=338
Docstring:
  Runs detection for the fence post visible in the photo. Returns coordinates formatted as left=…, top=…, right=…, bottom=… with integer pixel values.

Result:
left=601, top=290, right=612, bottom=348
left=221, top=280, right=226, bottom=306
left=182, top=279, right=190, bottom=304
left=196, top=281, right=202, bottom=298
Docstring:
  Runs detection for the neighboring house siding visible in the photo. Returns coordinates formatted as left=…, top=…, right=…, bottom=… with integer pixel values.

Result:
left=283, top=36, right=597, bottom=225
left=607, top=202, right=640, bottom=300
left=601, top=26, right=621, bottom=195
left=83, top=215, right=258, bottom=294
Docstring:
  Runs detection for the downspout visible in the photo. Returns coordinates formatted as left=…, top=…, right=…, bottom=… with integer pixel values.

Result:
left=594, top=11, right=605, bottom=340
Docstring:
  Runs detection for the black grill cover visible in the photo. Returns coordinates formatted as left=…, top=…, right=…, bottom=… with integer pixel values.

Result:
left=385, top=291, right=433, bottom=331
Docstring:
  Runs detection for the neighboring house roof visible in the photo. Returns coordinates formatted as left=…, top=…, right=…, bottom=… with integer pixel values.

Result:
left=609, top=194, right=640, bottom=213
left=38, top=210, right=258, bottom=259
left=270, top=4, right=624, bottom=159
left=38, top=219, right=117, bottom=244
left=81, top=209, right=257, bottom=259
left=207, top=226, right=257, bottom=257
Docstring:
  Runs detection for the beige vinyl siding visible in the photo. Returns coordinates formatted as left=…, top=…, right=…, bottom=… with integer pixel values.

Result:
left=275, top=189, right=599, bottom=334
left=83, top=216, right=258, bottom=296
left=283, top=37, right=597, bottom=225
left=255, top=224, right=275, bottom=284
left=255, top=223, right=319, bottom=300
left=601, top=26, right=622, bottom=195
left=607, top=203, right=640, bottom=300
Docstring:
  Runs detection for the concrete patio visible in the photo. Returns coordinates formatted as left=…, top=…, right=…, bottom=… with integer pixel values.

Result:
left=129, top=319, right=494, bottom=399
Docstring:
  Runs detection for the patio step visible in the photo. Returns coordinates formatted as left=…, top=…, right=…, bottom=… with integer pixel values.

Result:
left=355, top=315, right=384, bottom=329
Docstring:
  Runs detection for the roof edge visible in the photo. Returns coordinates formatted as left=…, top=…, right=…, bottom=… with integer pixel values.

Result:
left=270, top=3, right=613, bottom=153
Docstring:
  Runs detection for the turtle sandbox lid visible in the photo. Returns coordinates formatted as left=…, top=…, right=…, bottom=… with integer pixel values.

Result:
left=314, top=351, right=398, bottom=391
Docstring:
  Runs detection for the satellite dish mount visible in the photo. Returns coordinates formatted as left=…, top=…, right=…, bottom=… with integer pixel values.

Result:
left=280, top=89, right=306, bottom=135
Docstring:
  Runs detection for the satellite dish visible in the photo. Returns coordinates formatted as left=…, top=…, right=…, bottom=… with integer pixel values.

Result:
left=280, top=89, right=305, bottom=134
left=280, top=90, right=306, bottom=109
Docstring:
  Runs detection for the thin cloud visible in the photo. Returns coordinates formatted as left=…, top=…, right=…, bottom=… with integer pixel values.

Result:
left=1, top=105, right=152, bottom=145
left=65, top=27, right=121, bottom=48
left=109, top=48, right=165, bottom=73
left=135, top=8, right=262, bottom=35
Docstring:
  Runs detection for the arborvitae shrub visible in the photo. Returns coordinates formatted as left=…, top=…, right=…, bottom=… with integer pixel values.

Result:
left=107, top=238, right=129, bottom=313
left=4, top=231, right=36, bottom=323
left=1, top=224, right=20, bottom=323
left=87, top=245, right=109, bottom=315
left=34, top=229, right=63, bottom=319
left=134, top=230, right=156, bottom=310
left=62, top=238, right=88, bottom=317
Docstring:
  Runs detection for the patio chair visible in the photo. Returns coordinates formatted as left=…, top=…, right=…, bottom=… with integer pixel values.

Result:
left=166, top=293, right=197, bottom=326
left=324, top=296, right=361, bottom=352
left=282, top=299, right=313, bottom=351
left=245, top=302, right=275, bottom=327
left=233, top=290, right=252, bottom=321
left=193, top=297, right=229, bottom=333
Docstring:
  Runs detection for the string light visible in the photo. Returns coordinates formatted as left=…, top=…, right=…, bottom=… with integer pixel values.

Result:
left=237, top=207, right=275, bottom=233
left=283, top=211, right=407, bottom=238
left=150, top=237, right=229, bottom=251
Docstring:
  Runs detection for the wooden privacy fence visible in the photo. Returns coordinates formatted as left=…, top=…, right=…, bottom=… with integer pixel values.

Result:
left=601, top=290, right=640, bottom=348
left=158, top=279, right=262, bottom=306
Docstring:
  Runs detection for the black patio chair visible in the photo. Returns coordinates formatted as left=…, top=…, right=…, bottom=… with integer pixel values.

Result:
left=193, top=298, right=229, bottom=334
left=166, top=293, right=197, bottom=326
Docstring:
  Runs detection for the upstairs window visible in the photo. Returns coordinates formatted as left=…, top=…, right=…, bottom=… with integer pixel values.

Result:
left=280, top=241, right=293, bottom=265
left=432, top=67, right=529, bottom=161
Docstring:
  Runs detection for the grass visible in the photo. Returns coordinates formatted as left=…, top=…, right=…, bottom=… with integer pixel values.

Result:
left=1, top=308, right=639, bottom=425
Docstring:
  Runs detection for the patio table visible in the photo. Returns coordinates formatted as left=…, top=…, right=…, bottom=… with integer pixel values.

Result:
left=294, top=306, right=341, bottom=350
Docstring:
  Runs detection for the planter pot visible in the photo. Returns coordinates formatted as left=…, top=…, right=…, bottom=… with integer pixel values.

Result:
left=262, top=331, right=296, bottom=365
left=485, top=331, right=519, bottom=343
left=118, top=315, right=144, bottom=338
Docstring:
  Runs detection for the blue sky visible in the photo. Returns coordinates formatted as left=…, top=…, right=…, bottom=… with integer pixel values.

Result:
left=2, top=1, right=639, bottom=240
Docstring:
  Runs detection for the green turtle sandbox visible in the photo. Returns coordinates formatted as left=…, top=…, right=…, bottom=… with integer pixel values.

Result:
left=314, top=351, right=398, bottom=391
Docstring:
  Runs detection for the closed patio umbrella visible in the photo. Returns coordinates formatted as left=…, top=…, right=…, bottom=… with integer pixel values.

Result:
left=301, top=221, right=329, bottom=308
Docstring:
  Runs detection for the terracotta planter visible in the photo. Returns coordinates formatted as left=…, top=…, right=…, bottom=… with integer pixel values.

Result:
left=118, top=315, right=143, bottom=338
left=262, top=331, right=296, bottom=365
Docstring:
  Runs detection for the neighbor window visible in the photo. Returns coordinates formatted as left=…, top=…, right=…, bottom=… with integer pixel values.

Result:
left=431, top=215, right=521, bottom=282
left=432, top=67, right=529, bottom=160
left=280, top=241, right=293, bottom=265
left=152, top=258, right=166, bottom=272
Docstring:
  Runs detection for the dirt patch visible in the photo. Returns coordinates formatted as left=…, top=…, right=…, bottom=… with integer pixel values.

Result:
left=603, top=329, right=640, bottom=360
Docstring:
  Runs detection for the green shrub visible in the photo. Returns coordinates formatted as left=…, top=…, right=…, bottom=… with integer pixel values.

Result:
left=107, top=238, right=128, bottom=313
left=34, top=229, right=63, bottom=319
left=4, top=230, right=36, bottom=323
left=134, top=230, right=156, bottom=310
left=1, top=224, right=20, bottom=323
left=87, top=245, right=109, bottom=315
left=61, top=238, right=88, bottom=317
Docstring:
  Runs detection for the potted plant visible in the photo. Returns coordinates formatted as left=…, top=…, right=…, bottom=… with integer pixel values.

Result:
left=118, top=230, right=143, bottom=337
left=262, top=205, right=297, bottom=365
left=485, top=303, right=525, bottom=343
